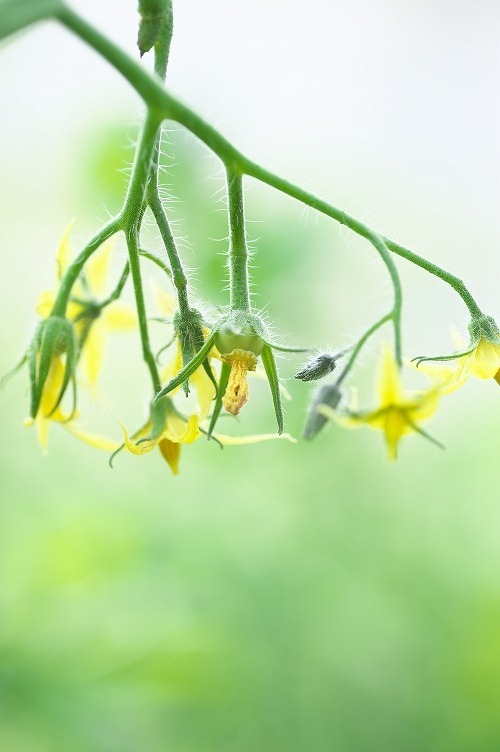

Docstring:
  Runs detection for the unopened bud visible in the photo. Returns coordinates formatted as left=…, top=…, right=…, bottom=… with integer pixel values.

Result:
left=29, top=316, right=77, bottom=419
left=295, top=352, right=341, bottom=382
left=303, top=382, right=342, bottom=440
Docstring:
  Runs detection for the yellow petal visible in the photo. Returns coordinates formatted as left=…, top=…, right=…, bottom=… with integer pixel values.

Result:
left=158, top=438, right=181, bottom=474
left=102, top=301, right=136, bottom=331
left=377, top=349, right=402, bottom=406
left=56, top=219, right=75, bottom=281
left=415, top=359, right=468, bottom=395
left=36, top=289, right=56, bottom=318
left=154, top=284, right=177, bottom=316
left=469, top=339, right=500, bottom=379
left=161, top=341, right=183, bottom=384
left=408, top=389, right=440, bottom=422
left=383, top=407, right=408, bottom=460
left=85, top=237, right=114, bottom=295
left=64, top=423, right=120, bottom=451
left=213, top=432, right=297, bottom=445
left=164, top=413, right=200, bottom=444
left=40, top=356, right=66, bottom=418
left=190, top=366, right=216, bottom=422
left=119, top=420, right=157, bottom=455
left=79, top=322, right=106, bottom=387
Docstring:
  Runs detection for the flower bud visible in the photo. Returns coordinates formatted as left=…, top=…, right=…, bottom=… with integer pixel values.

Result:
left=137, top=0, right=172, bottom=57
left=295, top=352, right=341, bottom=381
left=29, top=316, right=78, bottom=419
left=173, top=307, right=213, bottom=395
left=303, top=382, right=342, bottom=440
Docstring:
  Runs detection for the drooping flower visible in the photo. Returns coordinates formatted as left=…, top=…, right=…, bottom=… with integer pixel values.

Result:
left=417, top=334, right=500, bottom=393
left=24, top=348, right=119, bottom=454
left=21, top=222, right=135, bottom=452
left=119, top=396, right=296, bottom=475
left=37, top=221, right=136, bottom=389
left=319, top=349, right=440, bottom=459
left=120, top=294, right=295, bottom=473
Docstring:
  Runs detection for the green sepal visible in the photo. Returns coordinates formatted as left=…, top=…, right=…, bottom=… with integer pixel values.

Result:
left=207, top=360, right=231, bottom=440
left=264, top=340, right=311, bottom=354
left=149, top=395, right=170, bottom=439
left=469, top=314, right=500, bottom=344
left=174, top=307, right=206, bottom=396
left=48, top=326, right=78, bottom=418
left=154, top=327, right=219, bottom=403
left=137, top=0, right=171, bottom=57
left=31, top=316, right=76, bottom=418
left=261, top=344, right=284, bottom=435
left=412, top=344, right=477, bottom=368
left=28, top=329, right=41, bottom=419
left=0, top=353, right=27, bottom=389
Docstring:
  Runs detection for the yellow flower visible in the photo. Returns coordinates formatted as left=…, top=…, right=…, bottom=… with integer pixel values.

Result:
left=24, top=352, right=119, bottom=454
left=120, top=409, right=200, bottom=475
left=121, top=293, right=296, bottom=473
left=37, top=221, right=136, bottom=388
left=417, top=335, right=500, bottom=393
left=120, top=407, right=296, bottom=475
left=320, top=349, right=440, bottom=459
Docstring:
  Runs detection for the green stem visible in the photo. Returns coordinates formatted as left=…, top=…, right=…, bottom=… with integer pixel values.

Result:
left=148, top=188, right=190, bottom=315
left=7, top=3, right=484, bottom=323
left=121, top=112, right=162, bottom=392
left=227, top=169, right=250, bottom=311
left=139, top=248, right=172, bottom=279
left=99, top=263, right=129, bottom=307
left=384, top=238, right=483, bottom=318
left=152, top=0, right=173, bottom=81
left=145, top=4, right=191, bottom=317
left=0, top=0, right=61, bottom=41
left=126, top=228, right=161, bottom=391
left=337, top=313, right=392, bottom=386
left=121, top=112, right=161, bottom=224
left=51, top=219, right=120, bottom=317
left=56, top=5, right=167, bottom=115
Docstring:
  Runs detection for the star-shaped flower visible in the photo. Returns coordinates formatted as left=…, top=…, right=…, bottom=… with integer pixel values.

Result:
left=319, top=349, right=440, bottom=459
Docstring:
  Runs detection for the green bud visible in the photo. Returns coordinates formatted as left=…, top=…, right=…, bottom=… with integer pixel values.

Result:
left=173, top=307, right=215, bottom=395
left=29, top=316, right=78, bottom=418
left=295, top=352, right=341, bottom=382
left=174, top=308, right=205, bottom=359
left=303, top=382, right=342, bottom=440
left=137, top=0, right=172, bottom=57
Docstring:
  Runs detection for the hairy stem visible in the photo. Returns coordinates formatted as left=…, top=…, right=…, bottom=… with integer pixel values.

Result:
left=226, top=170, right=250, bottom=311
left=51, top=219, right=120, bottom=317
left=4, top=2, right=485, bottom=325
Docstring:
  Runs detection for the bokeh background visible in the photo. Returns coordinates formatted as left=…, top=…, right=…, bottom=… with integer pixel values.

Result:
left=1, top=1, right=500, bottom=750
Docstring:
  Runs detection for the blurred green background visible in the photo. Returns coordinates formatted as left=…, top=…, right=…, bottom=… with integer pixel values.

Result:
left=1, top=2, right=500, bottom=750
